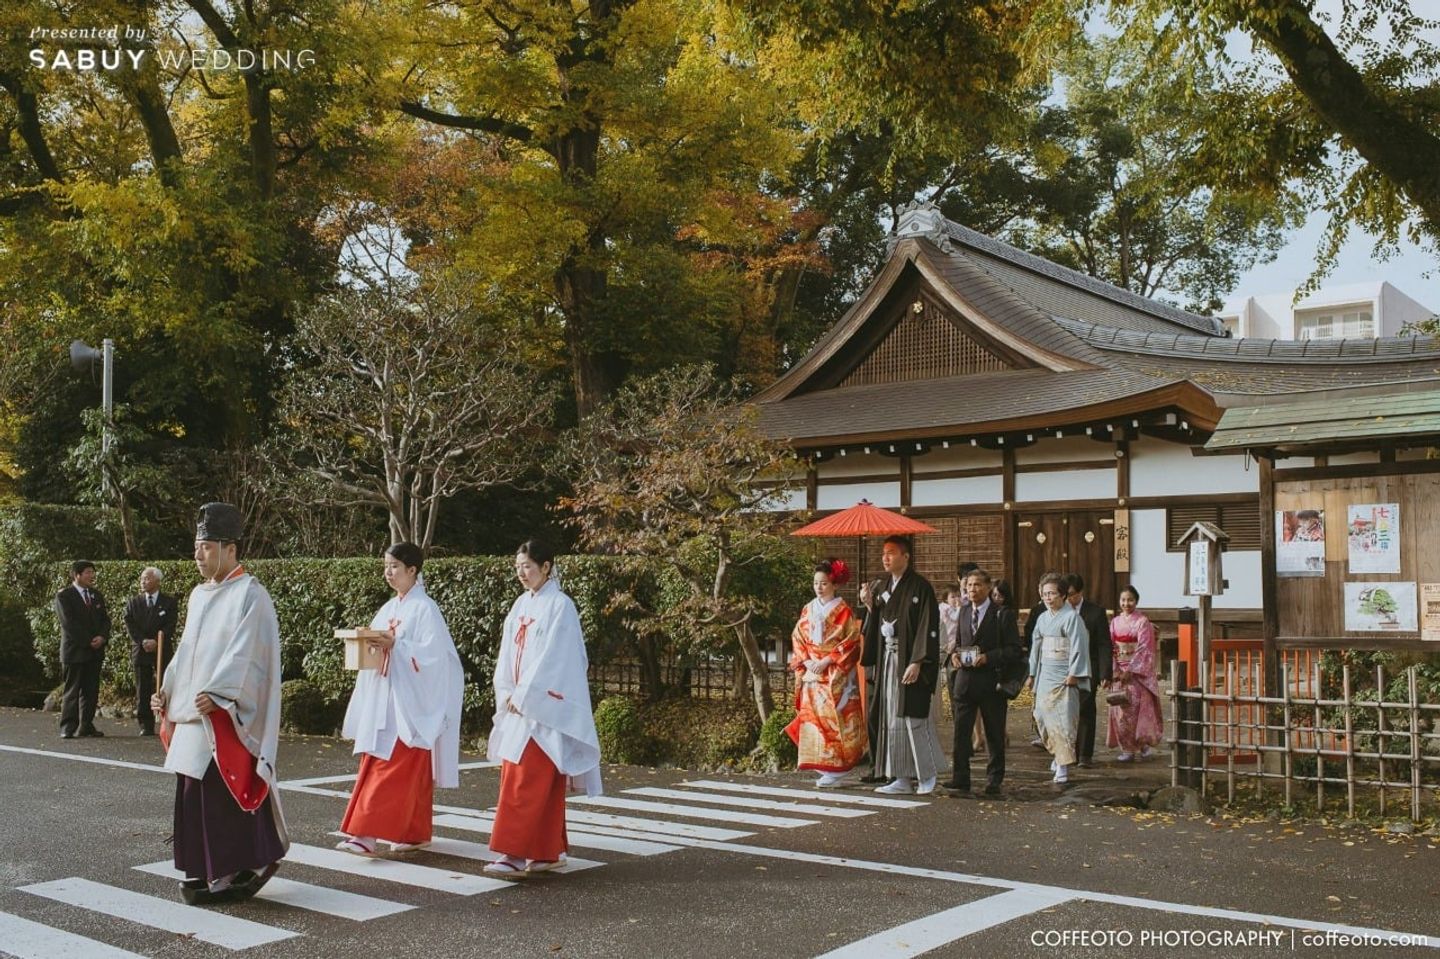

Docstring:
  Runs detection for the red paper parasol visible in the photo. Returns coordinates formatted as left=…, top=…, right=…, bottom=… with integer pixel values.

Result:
left=791, top=499, right=938, bottom=538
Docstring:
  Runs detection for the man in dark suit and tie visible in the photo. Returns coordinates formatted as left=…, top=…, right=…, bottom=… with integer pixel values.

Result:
left=125, top=566, right=179, bottom=736
left=944, top=568, right=1021, bottom=796
left=55, top=560, right=111, bottom=739
left=1066, top=573, right=1113, bottom=767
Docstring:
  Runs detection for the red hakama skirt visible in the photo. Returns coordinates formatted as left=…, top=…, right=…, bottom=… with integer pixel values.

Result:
left=340, top=740, right=434, bottom=844
left=489, top=739, right=568, bottom=861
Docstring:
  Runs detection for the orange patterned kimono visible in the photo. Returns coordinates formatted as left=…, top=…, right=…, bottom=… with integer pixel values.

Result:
left=785, top=597, right=866, bottom=773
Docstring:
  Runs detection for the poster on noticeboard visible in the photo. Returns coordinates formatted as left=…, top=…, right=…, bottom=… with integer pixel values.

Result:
left=1276, top=508, right=1325, bottom=577
left=1347, top=503, right=1400, bottom=574
left=1344, top=581, right=1417, bottom=632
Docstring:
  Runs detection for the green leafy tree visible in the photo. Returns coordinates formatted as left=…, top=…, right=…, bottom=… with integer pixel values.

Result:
left=0, top=0, right=393, bottom=499
left=1007, top=35, right=1302, bottom=312
left=559, top=365, right=802, bottom=721
left=1086, top=0, right=1440, bottom=281
left=389, top=0, right=807, bottom=416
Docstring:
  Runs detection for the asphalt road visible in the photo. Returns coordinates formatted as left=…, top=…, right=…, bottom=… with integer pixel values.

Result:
left=1, top=707, right=1437, bottom=959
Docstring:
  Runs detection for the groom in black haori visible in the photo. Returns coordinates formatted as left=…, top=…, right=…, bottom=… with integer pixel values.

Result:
left=859, top=535, right=942, bottom=795
left=152, top=503, right=288, bottom=904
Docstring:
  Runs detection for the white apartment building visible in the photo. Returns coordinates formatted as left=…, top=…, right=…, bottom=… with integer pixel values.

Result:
left=1219, top=282, right=1436, bottom=340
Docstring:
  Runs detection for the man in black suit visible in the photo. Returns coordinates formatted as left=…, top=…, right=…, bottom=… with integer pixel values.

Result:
left=55, top=560, right=111, bottom=739
left=124, top=566, right=178, bottom=736
left=944, top=568, right=1021, bottom=796
left=1066, top=573, right=1113, bottom=767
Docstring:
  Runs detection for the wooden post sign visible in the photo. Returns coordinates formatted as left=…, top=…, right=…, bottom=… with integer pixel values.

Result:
left=1178, top=521, right=1228, bottom=597
left=1113, top=509, right=1130, bottom=573
left=336, top=627, right=387, bottom=670
left=1177, top=520, right=1229, bottom=677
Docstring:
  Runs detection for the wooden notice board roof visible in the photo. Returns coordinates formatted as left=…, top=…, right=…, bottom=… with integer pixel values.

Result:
left=1205, top=388, right=1440, bottom=455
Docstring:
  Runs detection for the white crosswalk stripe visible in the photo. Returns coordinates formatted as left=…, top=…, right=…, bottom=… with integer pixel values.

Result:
left=132, top=862, right=414, bottom=921
left=622, top=786, right=874, bottom=818
left=282, top=843, right=511, bottom=895
left=0, top=910, right=148, bottom=959
left=680, top=779, right=929, bottom=809
left=18, top=877, right=298, bottom=950
left=323, top=832, right=605, bottom=875
left=570, top=794, right=818, bottom=828
left=813, top=888, right=1075, bottom=958
left=432, top=812, right=684, bottom=856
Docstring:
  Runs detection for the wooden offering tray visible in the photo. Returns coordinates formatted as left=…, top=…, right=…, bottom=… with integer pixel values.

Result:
left=336, top=627, right=387, bottom=670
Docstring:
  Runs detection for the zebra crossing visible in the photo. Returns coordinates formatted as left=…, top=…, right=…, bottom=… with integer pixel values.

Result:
left=2, top=777, right=929, bottom=957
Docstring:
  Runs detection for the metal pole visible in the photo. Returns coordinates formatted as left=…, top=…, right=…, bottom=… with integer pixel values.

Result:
left=101, top=338, right=114, bottom=458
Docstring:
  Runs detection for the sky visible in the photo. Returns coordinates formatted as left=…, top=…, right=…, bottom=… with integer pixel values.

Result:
left=1216, top=1, right=1440, bottom=313
left=1225, top=214, right=1440, bottom=314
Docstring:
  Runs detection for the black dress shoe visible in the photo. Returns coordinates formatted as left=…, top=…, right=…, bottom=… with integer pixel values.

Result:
left=941, top=780, right=968, bottom=791
left=231, top=861, right=280, bottom=900
left=178, top=878, right=209, bottom=905
left=60, top=730, right=77, bottom=739
left=1075, top=759, right=1092, bottom=768
left=139, top=727, right=155, bottom=737
left=79, top=727, right=104, bottom=738
left=983, top=783, right=1003, bottom=797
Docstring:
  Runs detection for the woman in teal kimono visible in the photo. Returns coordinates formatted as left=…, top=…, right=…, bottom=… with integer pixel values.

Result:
left=1025, top=573, right=1090, bottom=784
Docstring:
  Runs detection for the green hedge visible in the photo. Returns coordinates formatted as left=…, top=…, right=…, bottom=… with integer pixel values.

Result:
left=26, top=555, right=665, bottom=728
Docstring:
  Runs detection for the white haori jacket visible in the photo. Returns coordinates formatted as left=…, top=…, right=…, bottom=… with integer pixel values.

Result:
left=342, top=579, right=465, bottom=788
left=161, top=568, right=288, bottom=839
left=489, top=578, right=603, bottom=796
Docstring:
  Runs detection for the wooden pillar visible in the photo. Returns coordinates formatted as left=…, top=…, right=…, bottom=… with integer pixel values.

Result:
left=805, top=462, right=818, bottom=512
left=1115, top=439, right=1130, bottom=499
left=899, top=453, right=912, bottom=509
left=1002, top=448, right=1016, bottom=583
left=1258, top=454, right=1279, bottom=699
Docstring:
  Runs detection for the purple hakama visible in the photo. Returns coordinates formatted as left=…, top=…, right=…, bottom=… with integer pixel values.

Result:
left=173, top=762, right=285, bottom=883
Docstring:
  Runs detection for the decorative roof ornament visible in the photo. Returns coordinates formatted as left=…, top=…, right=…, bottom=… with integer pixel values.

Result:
left=889, top=200, right=952, bottom=253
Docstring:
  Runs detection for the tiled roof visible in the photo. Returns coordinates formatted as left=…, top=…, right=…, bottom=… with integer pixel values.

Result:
left=1207, top=389, right=1440, bottom=453
left=756, top=367, right=1183, bottom=443
left=1056, top=317, right=1440, bottom=364
left=942, top=221, right=1224, bottom=336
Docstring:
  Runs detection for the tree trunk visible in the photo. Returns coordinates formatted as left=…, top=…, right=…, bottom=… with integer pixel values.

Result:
left=734, top=620, right=774, bottom=722
left=637, top=635, right=664, bottom=701
left=1241, top=0, right=1440, bottom=238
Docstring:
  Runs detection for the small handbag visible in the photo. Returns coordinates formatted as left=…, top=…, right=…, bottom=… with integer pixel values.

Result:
left=1105, top=686, right=1130, bottom=706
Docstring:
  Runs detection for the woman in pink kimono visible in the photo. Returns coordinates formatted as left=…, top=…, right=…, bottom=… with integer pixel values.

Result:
left=785, top=558, right=866, bottom=787
left=1106, top=585, right=1162, bottom=761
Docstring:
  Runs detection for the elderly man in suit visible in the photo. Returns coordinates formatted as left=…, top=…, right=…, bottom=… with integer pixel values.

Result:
left=55, top=560, right=111, bottom=739
left=125, top=566, right=179, bottom=736
left=943, top=568, right=1022, bottom=796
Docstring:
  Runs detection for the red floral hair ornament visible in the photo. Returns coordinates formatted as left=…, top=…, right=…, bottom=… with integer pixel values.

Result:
left=826, top=558, right=851, bottom=586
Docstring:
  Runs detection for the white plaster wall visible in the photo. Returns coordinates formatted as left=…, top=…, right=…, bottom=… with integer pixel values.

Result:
left=818, top=482, right=901, bottom=510
left=1379, top=283, right=1437, bottom=337
left=910, top=445, right=1003, bottom=472
left=1015, top=468, right=1115, bottom=502
left=763, top=487, right=808, bottom=512
left=1327, top=452, right=1378, bottom=465
left=1128, top=508, right=1262, bottom=609
left=1129, top=439, right=1258, bottom=496
left=1017, top=435, right=1118, bottom=465
left=911, top=475, right=1004, bottom=507
left=818, top=452, right=896, bottom=479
